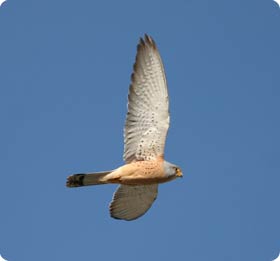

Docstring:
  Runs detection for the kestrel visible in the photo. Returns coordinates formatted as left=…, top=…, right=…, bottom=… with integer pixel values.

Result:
left=66, top=34, right=183, bottom=221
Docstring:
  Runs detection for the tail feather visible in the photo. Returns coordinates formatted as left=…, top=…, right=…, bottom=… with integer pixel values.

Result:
left=66, top=171, right=111, bottom=187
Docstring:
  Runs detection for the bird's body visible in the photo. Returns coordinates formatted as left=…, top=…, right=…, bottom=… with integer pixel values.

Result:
left=67, top=157, right=181, bottom=186
left=67, top=34, right=182, bottom=221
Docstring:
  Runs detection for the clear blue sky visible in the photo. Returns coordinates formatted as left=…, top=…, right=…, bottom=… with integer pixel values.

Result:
left=0, top=1, right=279, bottom=260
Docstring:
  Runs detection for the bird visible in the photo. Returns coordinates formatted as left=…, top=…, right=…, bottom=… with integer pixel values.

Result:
left=66, top=34, right=183, bottom=221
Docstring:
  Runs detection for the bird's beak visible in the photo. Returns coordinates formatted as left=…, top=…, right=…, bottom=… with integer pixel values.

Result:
left=176, top=168, right=183, bottom=178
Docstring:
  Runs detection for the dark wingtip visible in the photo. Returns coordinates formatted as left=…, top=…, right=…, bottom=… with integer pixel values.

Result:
left=137, top=34, right=157, bottom=50
left=144, top=34, right=157, bottom=49
left=66, top=174, right=85, bottom=187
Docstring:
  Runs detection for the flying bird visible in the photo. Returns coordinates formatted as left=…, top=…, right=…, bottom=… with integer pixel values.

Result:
left=66, top=34, right=183, bottom=221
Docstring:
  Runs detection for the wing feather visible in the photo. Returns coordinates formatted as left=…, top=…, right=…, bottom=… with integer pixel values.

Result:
left=123, top=35, right=170, bottom=163
left=109, top=184, right=158, bottom=221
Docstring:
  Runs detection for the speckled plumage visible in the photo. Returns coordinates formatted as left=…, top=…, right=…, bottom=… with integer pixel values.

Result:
left=66, top=35, right=182, bottom=221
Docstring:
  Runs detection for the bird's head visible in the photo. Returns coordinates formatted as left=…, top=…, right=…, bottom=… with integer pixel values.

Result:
left=163, top=161, right=183, bottom=179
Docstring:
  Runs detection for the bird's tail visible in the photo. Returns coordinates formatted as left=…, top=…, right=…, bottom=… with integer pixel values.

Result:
left=66, top=171, right=112, bottom=187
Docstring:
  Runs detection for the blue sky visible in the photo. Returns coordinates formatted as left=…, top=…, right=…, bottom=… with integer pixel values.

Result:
left=0, top=0, right=280, bottom=260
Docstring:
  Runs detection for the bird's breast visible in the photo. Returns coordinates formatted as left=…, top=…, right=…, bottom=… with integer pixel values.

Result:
left=106, top=160, right=172, bottom=185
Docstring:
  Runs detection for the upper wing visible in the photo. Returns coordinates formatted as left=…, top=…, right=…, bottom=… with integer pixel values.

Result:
left=109, top=184, right=158, bottom=221
left=123, top=35, right=170, bottom=163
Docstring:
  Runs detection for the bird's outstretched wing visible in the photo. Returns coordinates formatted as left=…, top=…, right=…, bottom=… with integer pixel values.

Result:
left=123, top=35, right=170, bottom=163
left=110, top=184, right=158, bottom=221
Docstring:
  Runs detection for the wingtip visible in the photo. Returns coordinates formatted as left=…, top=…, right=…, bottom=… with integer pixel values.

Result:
left=144, top=34, right=153, bottom=43
left=138, top=34, right=157, bottom=50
